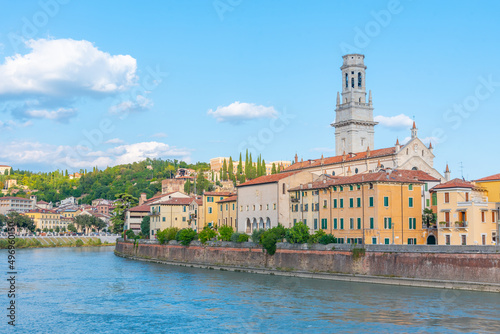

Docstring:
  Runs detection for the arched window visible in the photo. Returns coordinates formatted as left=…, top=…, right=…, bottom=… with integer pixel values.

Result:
left=351, top=77, right=355, bottom=88
left=282, top=183, right=286, bottom=195
left=332, top=171, right=336, bottom=176
left=345, top=73, right=348, bottom=88
left=358, top=72, right=362, bottom=87
left=355, top=168, right=359, bottom=174
left=412, top=167, right=418, bottom=171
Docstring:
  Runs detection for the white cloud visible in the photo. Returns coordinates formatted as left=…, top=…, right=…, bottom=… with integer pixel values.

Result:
left=0, top=38, right=138, bottom=122
left=0, top=38, right=137, bottom=96
left=0, top=119, right=32, bottom=130
left=24, top=108, right=76, bottom=122
left=207, top=101, right=278, bottom=123
left=109, top=94, right=152, bottom=114
left=151, top=132, right=167, bottom=138
left=105, top=138, right=124, bottom=144
left=374, top=114, right=413, bottom=130
left=0, top=141, right=191, bottom=170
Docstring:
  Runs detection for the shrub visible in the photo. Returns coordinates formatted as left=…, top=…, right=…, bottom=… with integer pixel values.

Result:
left=251, top=229, right=265, bottom=243
left=198, top=226, right=217, bottom=244
left=318, top=234, right=337, bottom=245
left=308, top=229, right=326, bottom=244
left=218, top=225, right=234, bottom=241
left=125, top=230, right=136, bottom=239
left=238, top=234, right=250, bottom=243
left=261, top=230, right=279, bottom=255
left=75, top=239, right=84, bottom=247
left=175, top=228, right=198, bottom=246
left=156, top=227, right=179, bottom=245
left=285, top=222, right=310, bottom=244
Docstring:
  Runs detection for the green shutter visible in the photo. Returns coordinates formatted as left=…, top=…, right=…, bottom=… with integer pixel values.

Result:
left=409, top=197, right=413, bottom=208
left=384, top=197, right=389, bottom=207
left=340, top=199, right=344, bottom=208
left=357, top=218, right=361, bottom=229
left=370, top=217, right=374, bottom=229
left=357, top=198, right=361, bottom=207
left=369, top=197, right=374, bottom=207
left=340, top=218, right=344, bottom=230
left=314, top=219, right=318, bottom=229
left=349, top=198, right=353, bottom=208
left=334, top=199, right=337, bottom=208
left=334, top=218, right=338, bottom=229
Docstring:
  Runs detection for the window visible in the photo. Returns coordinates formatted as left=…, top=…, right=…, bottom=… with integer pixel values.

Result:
left=444, top=192, right=450, bottom=203
left=349, top=198, right=354, bottom=208
left=259, top=205, right=262, bottom=210
left=333, top=199, right=338, bottom=208
left=409, top=184, right=413, bottom=191
left=461, top=235, right=467, bottom=245
left=282, top=183, right=286, bottom=195
left=349, top=185, right=353, bottom=191
left=266, top=204, right=269, bottom=210
left=432, top=193, right=437, bottom=206
left=304, top=204, right=308, bottom=212
left=426, top=199, right=430, bottom=207
left=182, top=217, right=186, bottom=222
left=357, top=218, right=361, bottom=229
left=492, top=211, right=496, bottom=223
left=355, top=168, right=359, bottom=174
left=340, top=218, right=344, bottom=230
left=340, top=199, right=344, bottom=208
left=233, top=203, right=235, bottom=210
left=351, top=77, right=354, bottom=88
left=357, top=198, right=361, bottom=207
left=321, top=218, right=327, bottom=229
left=339, top=186, right=343, bottom=192
left=314, top=219, right=318, bottom=230
left=445, top=235, right=451, bottom=245
left=409, top=197, right=414, bottom=208
left=445, top=211, right=450, bottom=223
left=246, top=205, right=249, bottom=211
left=162, top=217, right=165, bottom=222
left=372, top=237, right=377, bottom=244
left=293, top=219, right=297, bottom=225
left=369, top=217, right=374, bottom=229
left=253, top=205, right=256, bottom=211
left=220, top=205, right=223, bottom=211
left=349, top=218, right=354, bottom=229
left=407, top=238, right=417, bottom=245
left=384, top=217, right=392, bottom=229
left=323, top=200, right=327, bottom=208
left=333, top=218, right=338, bottom=229
left=481, top=211, right=486, bottom=222
left=345, top=73, right=348, bottom=88
left=384, top=238, right=390, bottom=245
left=273, top=203, right=276, bottom=210
left=481, top=234, right=487, bottom=245
left=465, top=192, right=469, bottom=201
left=208, top=207, right=212, bottom=214
left=226, top=204, right=229, bottom=210
left=369, top=197, right=374, bottom=207
left=384, top=197, right=389, bottom=207
left=409, top=217, right=416, bottom=230
left=220, top=197, right=224, bottom=201
left=304, top=219, right=307, bottom=225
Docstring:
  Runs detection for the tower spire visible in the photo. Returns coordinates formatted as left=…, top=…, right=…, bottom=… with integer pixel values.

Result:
left=411, top=121, right=418, bottom=139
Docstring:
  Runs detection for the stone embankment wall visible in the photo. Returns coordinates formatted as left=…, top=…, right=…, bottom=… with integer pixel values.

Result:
left=115, top=240, right=500, bottom=292
left=0, top=235, right=119, bottom=246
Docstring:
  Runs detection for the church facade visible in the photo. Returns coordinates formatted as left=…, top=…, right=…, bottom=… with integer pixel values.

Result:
left=285, top=54, right=444, bottom=182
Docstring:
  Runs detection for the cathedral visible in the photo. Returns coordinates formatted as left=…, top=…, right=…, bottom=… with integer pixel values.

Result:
left=285, top=54, right=444, bottom=181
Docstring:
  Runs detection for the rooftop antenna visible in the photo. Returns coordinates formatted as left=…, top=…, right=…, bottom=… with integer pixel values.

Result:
left=459, top=162, right=464, bottom=180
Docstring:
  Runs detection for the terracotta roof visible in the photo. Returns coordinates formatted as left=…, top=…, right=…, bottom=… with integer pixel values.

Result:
left=474, top=173, right=500, bottom=182
left=26, top=209, right=56, bottom=214
left=204, top=191, right=235, bottom=196
left=289, top=171, right=422, bottom=191
left=129, top=204, right=151, bottom=212
left=388, top=169, right=440, bottom=182
left=430, top=178, right=475, bottom=191
left=0, top=165, right=11, bottom=167
left=158, top=198, right=194, bottom=206
left=217, top=195, right=237, bottom=203
left=237, top=171, right=302, bottom=187
left=284, top=147, right=396, bottom=172
left=0, top=196, right=32, bottom=201
left=37, top=201, right=49, bottom=204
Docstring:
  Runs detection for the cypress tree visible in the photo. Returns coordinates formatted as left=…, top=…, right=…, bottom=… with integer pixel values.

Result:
left=271, top=163, right=277, bottom=175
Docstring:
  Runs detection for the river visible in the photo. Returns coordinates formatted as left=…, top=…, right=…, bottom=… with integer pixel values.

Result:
left=0, top=247, right=499, bottom=333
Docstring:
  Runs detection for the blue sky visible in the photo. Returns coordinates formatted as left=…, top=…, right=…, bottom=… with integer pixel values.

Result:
left=0, top=0, right=499, bottom=180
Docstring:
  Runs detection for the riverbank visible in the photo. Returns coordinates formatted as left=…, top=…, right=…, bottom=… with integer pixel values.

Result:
left=0, top=236, right=117, bottom=249
left=115, top=239, right=500, bottom=293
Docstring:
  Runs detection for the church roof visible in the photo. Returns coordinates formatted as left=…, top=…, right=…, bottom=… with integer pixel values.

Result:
left=283, top=147, right=396, bottom=172
left=238, top=171, right=301, bottom=187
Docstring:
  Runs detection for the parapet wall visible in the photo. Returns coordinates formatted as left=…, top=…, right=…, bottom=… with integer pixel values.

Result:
left=115, top=240, right=500, bottom=291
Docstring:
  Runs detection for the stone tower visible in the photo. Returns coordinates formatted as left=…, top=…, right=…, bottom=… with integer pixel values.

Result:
left=331, top=54, right=377, bottom=155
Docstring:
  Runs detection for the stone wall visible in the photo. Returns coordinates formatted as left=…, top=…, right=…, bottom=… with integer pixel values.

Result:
left=115, top=240, right=500, bottom=290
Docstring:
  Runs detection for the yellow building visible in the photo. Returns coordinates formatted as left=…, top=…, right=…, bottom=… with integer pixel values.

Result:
left=216, top=195, right=237, bottom=229
left=149, top=197, right=193, bottom=237
left=202, top=191, right=235, bottom=230
left=24, top=209, right=67, bottom=231
left=290, top=170, right=426, bottom=245
left=475, top=173, right=500, bottom=202
left=431, top=179, right=498, bottom=245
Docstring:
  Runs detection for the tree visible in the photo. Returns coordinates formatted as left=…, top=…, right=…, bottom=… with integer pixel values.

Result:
left=68, top=224, right=77, bottom=233
left=55, top=226, right=60, bottom=233
left=184, top=180, right=192, bottom=194
left=0, top=214, right=6, bottom=229
left=7, top=212, right=35, bottom=232
left=141, top=215, right=150, bottom=238
left=111, top=193, right=138, bottom=234
left=422, top=208, right=436, bottom=228
left=74, top=214, right=106, bottom=234
left=228, top=157, right=234, bottom=182
left=261, top=158, right=266, bottom=177
left=222, top=159, right=228, bottom=181
left=271, top=163, right=277, bottom=175
left=237, top=153, right=243, bottom=178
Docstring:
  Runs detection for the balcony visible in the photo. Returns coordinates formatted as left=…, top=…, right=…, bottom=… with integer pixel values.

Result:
left=454, top=221, right=468, bottom=229
left=291, top=197, right=299, bottom=203
left=149, top=211, right=160, bottom=216
left=438, top=222, right=452, bottom=229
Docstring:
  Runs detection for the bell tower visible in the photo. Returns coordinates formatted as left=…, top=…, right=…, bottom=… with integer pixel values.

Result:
left=331, top=54, right=377, bottom=156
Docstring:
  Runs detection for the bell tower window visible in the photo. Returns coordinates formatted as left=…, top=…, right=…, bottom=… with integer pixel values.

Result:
left=345, top=73, right=348, bottom=88
left=351, top=78, right=354, bottom=88
left=358, top=72, right=362, bottom=87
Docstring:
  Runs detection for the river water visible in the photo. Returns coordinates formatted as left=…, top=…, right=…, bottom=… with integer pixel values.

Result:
left=0, top=247, right=499, bottom=333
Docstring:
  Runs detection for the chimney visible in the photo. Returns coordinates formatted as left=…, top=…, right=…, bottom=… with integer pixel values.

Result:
left=395, top=138, right=401, bottom=153
left=139, top=193, right=147, bottom=205
left=444, top=164, right=451, bottom=182
left=294, top=153, right=298, bottom=164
